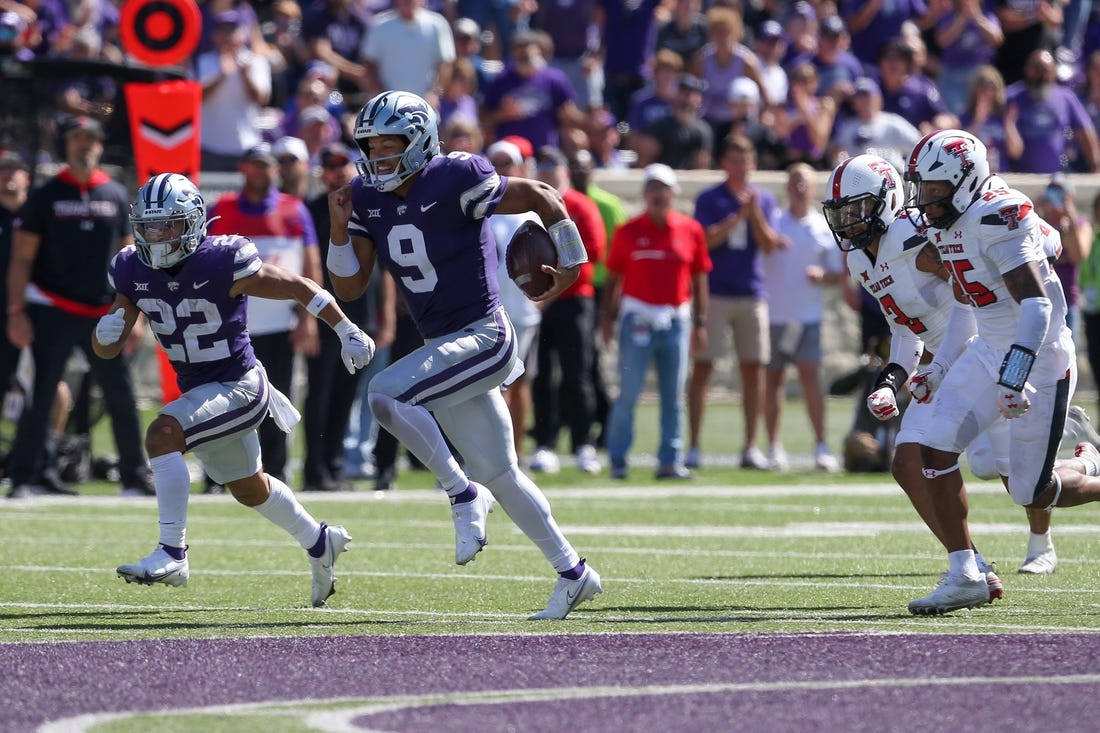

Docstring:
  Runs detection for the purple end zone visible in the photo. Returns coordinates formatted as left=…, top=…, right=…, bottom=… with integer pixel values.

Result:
left=3, top=633, right=1100, bottom=732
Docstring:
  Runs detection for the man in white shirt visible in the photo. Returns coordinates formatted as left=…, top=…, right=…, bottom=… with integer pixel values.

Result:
left=361, top=0, right=455, bottom=104
left=196, top=10, right=272, bottom=172
left=762, top=163, right=845, bottom=471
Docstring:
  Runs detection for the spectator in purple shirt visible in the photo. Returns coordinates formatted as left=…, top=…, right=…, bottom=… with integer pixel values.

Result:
left=994, top=0, right=1063, bottom=86
left=598, top=0, right=663, bottom=122
left=875, top=38, right=956, bottom=133
left=301, top=0, right=372, bottom=94
left=533, top=0, right=604, bottom=110
left=481, top=29, right=586, bottom=151
left=625, top=48, right=683, bottom=149
left=1006, top=48, right=1100, bottom=172
left=959, top=64, right=1024, bottom=172
left=841, top=0, right=931, bottom=69
left=789, top=14, right=863, bottom=105
left=934, top=0, right=1004, bottom=115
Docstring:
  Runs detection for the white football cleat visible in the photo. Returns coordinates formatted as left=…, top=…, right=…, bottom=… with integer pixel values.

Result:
left=1018, top=548, right=1058, bottom=575
left=529, top=563, right=603, bottom=620
left=908, top=573, right=990, bottom=615
left=1064, top=405, right=1100, bottom=447
left=575, top=445, right=602, bottom=474
left=309, top=523, right=352, bottom=607
left=452, top=486, right=493, bottom=565
left=117, top=545, right=189, bottom=587
left=529, top=447, right=561, bottom=474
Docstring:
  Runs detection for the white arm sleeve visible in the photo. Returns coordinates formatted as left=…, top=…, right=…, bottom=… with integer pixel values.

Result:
left=1014, top=296, right=1052, bottom=353
left=887, top=326, right=925, bottom=377
left=933, top=300, right=977, bottom=368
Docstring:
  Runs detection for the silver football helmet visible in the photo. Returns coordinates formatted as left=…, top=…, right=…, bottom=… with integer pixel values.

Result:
left=904, top=128, right=991, bottom=229
left=821, top=154, right=903, bottom=251
left=131, top=173, right=207, bottom=269
left=352, top=90, right=440, bottom=192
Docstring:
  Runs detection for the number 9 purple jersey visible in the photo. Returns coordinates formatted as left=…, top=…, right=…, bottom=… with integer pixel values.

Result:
left=107, top=235, right=262, bottom=393
left=346, top=152, right=509, bottom=339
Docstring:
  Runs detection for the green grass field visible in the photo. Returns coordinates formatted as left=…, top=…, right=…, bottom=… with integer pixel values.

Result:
left=3, top=397, right=1100, bottom=642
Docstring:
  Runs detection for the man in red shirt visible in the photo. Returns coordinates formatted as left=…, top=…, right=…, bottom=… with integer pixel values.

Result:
left=600, top=164, right=712, bottom=479
left=528, top=146, right=606, bottom=475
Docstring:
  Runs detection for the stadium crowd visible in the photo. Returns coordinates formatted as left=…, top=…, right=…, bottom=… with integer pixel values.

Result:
left=1, top=0, right=1100, bottom=497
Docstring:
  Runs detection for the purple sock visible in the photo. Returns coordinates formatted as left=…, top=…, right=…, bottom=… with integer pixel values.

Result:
left=449, top=482, right=477, bottom=505
left=308, top=522, right=328, bottom=558
left=160, top=544, right=186, bottom=561
left=560, top=557, right=586, bottom=580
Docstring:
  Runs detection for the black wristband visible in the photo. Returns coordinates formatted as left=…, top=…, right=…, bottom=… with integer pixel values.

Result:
left=874, top=362, right=910, bottom=395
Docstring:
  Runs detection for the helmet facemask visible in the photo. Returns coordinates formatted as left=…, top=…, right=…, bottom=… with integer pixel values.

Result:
left=131, top=173, right=207, bottom=269
left=823, top=193, right=888, bottom=251
left=353, top=91, right=440, bottom=192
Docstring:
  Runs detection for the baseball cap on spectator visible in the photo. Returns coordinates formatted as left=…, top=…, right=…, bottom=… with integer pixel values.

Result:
left=273, top=136, right=309, bottom=163
left=1049, top=172, right=1077, bottom=197
left=243, top=143, right=277, bottom=165
left=729, top=77, right=761, bottom=105
left=821, top=15, right=846, bottom=36
left=679, top=74, right=707, bottom=93
left=0, top=150, right=29, bottom=172
left=500, top=135, right=534, bottom=160
left=213, top=9, right=240, bottom=26
left=453, top=17, right=480, bottom=39
left=853, top=77, right=882, bottom=98
left=61, top=115, right=105, bottom=140
left=300, top=105, right=331, bottom=125
left=790, top=1, right=816, bottom=21
left=320, top=142, right=353, bottom=167
left=0, top=10, right=25, bottom=33
left=642, top=163, right=680, bottom=193
left=304, top=60, right=336, bottom=82
left=535, top=146, right=568, bottom=170
left=758, top=20, right=784, bottom=41
left=486, top=140, right=524, bottom=168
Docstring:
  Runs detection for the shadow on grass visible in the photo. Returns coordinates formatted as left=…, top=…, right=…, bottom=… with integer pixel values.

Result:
left=0, top=608, right=403, bottom=632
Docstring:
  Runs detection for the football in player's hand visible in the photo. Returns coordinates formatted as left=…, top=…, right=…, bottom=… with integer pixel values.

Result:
left=506, top=220, right=557, bottom=298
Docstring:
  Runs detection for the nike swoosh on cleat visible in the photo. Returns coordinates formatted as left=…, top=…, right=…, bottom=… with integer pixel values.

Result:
left=193, top=280, right=210, bottom=289
left=420, top=202, right=437, bottom=212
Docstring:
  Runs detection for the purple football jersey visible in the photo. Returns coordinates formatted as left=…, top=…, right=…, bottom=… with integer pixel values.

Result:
left=347, top=152, right=508, bottom=339
left=108, top=235, right=262, bottom=393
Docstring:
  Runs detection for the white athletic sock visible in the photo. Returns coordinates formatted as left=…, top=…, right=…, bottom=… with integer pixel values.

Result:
left=368, top=392, right=466, bottom=491
left=253, top=474, right=322, bottom=549
left=974, top=551, right=991, bottom=574
left=1027, top=530, right=1054, bottom=558
left=485, top=466, right=580, bottom=573
left=152, top=452, right=191, bottom=549
left=948, top=549, right=982, bottom=581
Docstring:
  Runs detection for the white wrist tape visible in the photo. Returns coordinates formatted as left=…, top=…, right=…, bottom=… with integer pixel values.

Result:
left=548, top=219, right=588, bottom=269
left=306, top=289, right=335, bottom=317
left=327, top=239, right=361, bottom=278
left=334, top=317, right=356, bottom=337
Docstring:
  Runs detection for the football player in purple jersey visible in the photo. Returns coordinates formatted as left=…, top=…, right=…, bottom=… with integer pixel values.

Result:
left=326, top=90, right=602, bottom=620
left=93, top=173, right=374, bottom=607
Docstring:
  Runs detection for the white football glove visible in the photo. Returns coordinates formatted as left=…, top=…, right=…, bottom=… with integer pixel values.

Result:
left=95, top=307, right=127, bottom=345
left=996, top=383, right=1033, bottom=419
left=335, top=318, right=375, bottom=374
left=866, top=387, right=900, bottom=421
left=908, top=362, right=946, bottom=404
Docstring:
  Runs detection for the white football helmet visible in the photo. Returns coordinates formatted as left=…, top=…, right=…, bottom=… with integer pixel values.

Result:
left=821, top=154, right=903, bottom=251
left=353, top=90, right=440, bottom=192
left=904, top=129, right=991, bottom=229
left=130, top=173, right=207, bottom=269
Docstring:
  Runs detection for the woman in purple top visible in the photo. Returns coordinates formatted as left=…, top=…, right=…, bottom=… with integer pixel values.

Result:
left=958, top=65, right=1022, bottom=174
left=694, top=6, right=766, bottom=144
left=772, top=61, right=836, bottom=169
left=933, top=0, right=1004, bottom=115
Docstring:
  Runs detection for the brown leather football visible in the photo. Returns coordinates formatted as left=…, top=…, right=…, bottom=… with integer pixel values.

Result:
left=505, top=220, right=556, bottom=298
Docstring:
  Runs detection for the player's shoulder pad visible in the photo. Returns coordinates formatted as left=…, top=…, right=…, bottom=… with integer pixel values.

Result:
left=885, top=213, right=929, bottom=254
left=975, top=186, right=1034, bottom=229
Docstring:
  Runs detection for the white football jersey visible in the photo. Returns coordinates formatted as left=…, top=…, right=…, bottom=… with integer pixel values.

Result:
left=848, top=215, right=952, bottom=357
left=927, top=185, right=1070, bottom=357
